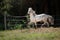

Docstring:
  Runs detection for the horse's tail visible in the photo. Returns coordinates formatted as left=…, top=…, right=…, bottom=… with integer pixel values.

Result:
left=47, top=16, right=54, bottom=25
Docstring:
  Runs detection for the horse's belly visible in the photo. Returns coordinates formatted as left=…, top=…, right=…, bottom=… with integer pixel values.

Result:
left=36, top=18, right=42, bottom=21
left=36, top=19, right=42, bottom=22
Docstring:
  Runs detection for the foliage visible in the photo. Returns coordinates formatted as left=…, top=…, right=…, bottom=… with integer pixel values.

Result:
left=15, top=24, right=23, bottom=29
left=14, top=20, right=27, bottom=29
left=0, top=0, right=28, bottom=30
left=7, top=20, right=27, bottom=30
left=0, top=24, right=4, bottom=30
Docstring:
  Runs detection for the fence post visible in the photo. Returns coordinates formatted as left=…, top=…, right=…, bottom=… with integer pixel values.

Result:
left=4, top=11, right=7, bottom=30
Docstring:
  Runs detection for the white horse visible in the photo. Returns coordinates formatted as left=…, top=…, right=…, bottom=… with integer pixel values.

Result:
left=27, top=7, right=54, bottom=28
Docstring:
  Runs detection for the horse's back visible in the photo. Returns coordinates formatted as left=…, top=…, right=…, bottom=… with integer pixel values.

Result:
left=35, top=14, right=47, bottom=21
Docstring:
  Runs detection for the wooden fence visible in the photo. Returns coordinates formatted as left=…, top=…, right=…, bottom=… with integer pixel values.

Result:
left=4, top=15, right=28, bottom=30
left=4, top=15, right=60, bottom=30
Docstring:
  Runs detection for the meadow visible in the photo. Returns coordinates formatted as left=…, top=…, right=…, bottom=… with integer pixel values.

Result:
left=0, top=28, right=60, bottom=40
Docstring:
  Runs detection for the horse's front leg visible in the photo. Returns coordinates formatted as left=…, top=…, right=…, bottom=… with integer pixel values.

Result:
left=35, top=22, right=37, bottom=29
left=27, top=22, right=31, bottom=29
left=32, top=23, right=35, bottom=28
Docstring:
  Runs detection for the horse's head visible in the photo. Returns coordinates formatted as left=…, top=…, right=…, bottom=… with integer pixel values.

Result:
left=28, top=7, right=32, bottom=12
left=27, top=7, right=36, bottom=16
left=27, top=7, right=33, bottom=15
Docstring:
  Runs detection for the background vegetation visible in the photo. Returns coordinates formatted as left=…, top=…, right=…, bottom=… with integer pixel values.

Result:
left=0, top=0, right=60, bottom=30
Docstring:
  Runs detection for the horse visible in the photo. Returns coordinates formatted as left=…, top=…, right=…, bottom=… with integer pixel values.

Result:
left=27, top=7, right=54, bottom=29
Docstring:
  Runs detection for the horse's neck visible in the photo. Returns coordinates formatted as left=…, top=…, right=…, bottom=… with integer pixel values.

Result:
left=33, top=13, right=36, bottom=16
left=29, top=14, right=36, bottom=22
left=30, top=14, right=35, bottom=18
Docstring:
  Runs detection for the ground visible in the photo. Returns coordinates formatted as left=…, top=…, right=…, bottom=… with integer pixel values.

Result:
left=0, top=27, right=60, bottom=40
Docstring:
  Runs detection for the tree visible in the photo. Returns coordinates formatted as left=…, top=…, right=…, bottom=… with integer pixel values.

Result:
left=0, top=0, right=13, bottom=30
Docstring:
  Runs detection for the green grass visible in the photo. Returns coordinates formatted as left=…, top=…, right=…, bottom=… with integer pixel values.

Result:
left=0, top=28, right=60, bottom=40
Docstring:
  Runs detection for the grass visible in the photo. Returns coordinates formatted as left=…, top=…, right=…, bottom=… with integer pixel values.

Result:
left=0, top=28, right=60, bottom=40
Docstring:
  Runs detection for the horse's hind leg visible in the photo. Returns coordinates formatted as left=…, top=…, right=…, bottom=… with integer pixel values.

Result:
left=46, top=22, right=49, bottom=27
left=41, top=23, right=46, bottom=28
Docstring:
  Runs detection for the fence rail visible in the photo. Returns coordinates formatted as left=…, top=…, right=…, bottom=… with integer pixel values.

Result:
left=5, top=16, right=28, bottom=29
